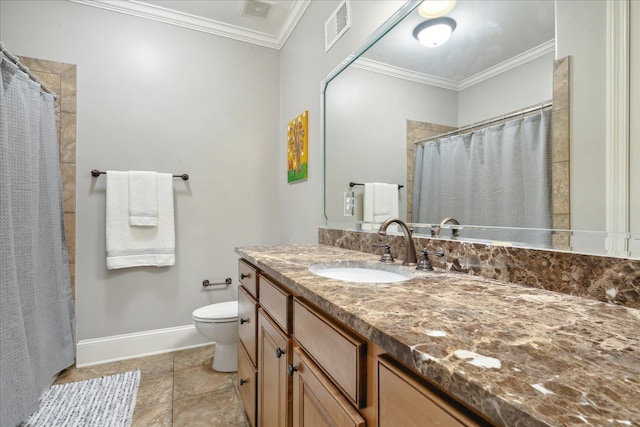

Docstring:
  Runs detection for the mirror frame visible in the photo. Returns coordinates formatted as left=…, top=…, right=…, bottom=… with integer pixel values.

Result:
left=321, top=1, right=635, bottom=258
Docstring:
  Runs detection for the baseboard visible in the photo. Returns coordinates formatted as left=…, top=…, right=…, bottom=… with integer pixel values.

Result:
left=76, top=324, right=212, bottom=367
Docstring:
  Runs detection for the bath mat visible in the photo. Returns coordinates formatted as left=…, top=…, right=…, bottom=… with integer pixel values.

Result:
left=23, top=369, right=141, bottom=427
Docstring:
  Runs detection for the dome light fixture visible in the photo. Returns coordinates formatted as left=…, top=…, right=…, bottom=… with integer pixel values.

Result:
left=413, top=17, right=457, bottom=48
left=417, top=0, right=457, bottom=18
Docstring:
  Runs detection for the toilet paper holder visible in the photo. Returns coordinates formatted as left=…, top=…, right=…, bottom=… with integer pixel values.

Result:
left=202, top=277, right=232, bottom=288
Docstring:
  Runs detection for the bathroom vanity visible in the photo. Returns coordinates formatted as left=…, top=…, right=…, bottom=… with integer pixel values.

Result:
left=235, top=244, right=640, bottom=427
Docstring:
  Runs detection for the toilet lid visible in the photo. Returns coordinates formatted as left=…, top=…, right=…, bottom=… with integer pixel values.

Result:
left=193, top=301, right=238, bottom=321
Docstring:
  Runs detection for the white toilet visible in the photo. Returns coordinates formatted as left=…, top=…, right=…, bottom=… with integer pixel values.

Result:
left=192, top=301, right=238, bottom=372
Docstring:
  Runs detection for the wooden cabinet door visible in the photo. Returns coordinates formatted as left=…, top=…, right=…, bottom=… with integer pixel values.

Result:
left=378, top=356, right=485, bottom=427
left=238, top=342, right=257, bottom=427
left=238, top=285, right=258, bottom=366
left=292, top=347, right=365, bottom=427
left=258, top=309, right=291, bottom=427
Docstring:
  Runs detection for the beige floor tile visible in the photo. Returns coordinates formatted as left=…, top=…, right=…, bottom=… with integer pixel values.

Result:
left=132, top=401, right=172, bottom=427
left=54, top=361, right=122, bottom=384
left=173, top=364, right=235, bottom=400
left=136, top=371, right=174, bottom=408
left=172, top=388, right=246, bottom=427
left=52, top=346, right=247, bottom=426
left=119, top=352, right=174, bottom=376
left=173, top=345, right=215, bottom=371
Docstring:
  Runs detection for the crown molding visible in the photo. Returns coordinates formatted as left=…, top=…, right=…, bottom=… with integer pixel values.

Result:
left=353, top=39, right=555, bottom=92
left=352, top=58, right=460, bottom=91
left=67, top=0, right=310, bottom=50
left=458, top=40, right=556, bottom=90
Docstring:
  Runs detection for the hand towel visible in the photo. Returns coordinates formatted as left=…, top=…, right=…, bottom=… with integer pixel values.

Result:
left=362, top=182, right=399, bottom=230
left=373, top=183, right=399, bottom=222
left=129, top=171, right=158, bottom=226
left=106, top=171, right=175, bottom=269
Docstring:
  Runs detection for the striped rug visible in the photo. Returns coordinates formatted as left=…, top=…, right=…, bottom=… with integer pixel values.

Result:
left=23, top=370, right=141, bottom=427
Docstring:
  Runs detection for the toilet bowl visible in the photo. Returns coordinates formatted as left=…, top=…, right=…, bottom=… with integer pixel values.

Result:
left=192, top=301, right=238, bottom=372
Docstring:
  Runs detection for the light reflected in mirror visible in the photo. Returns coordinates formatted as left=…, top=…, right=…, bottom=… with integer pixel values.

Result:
left=322, top=0, right=634, bottom=257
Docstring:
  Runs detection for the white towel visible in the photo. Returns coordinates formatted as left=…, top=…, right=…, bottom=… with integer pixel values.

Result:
left=362, top=182, right=399, bottom=230
left=106, top=171, right=175, bottom=269
left=129, top=171, right=158, bottom=226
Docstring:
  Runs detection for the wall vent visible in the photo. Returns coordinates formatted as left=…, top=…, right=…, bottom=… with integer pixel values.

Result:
left=325, top=0, right=351, bottom=52
left=240, top=0, right=275, bottom=19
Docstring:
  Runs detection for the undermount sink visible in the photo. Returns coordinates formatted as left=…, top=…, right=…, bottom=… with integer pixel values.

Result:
left=309, top=261, right=414, bottom=283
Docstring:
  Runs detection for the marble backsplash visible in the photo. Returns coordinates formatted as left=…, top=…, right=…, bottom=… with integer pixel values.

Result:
left=318, top=228, right=640, bottom=310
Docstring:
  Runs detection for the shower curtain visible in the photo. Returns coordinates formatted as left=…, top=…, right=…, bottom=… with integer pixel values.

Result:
left=412, top=109, right=552, bottom=245
left=0, top=56, right=75, bottom=425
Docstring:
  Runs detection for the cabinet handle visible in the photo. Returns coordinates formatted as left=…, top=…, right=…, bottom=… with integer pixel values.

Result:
left=240, top=273, right=250, bottom=279
left=275, top=347, right=285, bottom=358
left=287, top=364, right=298, bottom=376
left=239, top=378, right=247, bottom=386
left=240, top=318, right=249, bottom=325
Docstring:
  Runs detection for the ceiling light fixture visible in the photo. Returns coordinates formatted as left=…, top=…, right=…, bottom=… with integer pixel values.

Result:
left=413, top=17, right=457, bottom=48
left=417, top=0, right=457, bottom=18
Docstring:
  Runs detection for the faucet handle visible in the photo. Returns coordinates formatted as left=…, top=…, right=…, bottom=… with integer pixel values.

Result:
left=417, top=249, right=445, bottom=271
left=373, top=243, right=394, bottom=263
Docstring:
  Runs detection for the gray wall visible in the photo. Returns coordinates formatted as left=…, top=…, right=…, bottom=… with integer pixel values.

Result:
left=277, top=1, right=407, bottom=243
left=1, top=0, right=280, bottom=340
left=556, top=0, right=606, bottom=232
left=458, top=52, right=554, bottom=126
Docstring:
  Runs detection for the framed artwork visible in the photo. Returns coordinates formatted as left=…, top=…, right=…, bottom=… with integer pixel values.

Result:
left=287, top=110, right=308, bottom=183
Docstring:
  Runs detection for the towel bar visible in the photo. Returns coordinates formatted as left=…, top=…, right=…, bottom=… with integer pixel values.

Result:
left=202, top=278, right=232, bottom=288
left=349, top=181, right=403, bottom=189
left=91, top=169, right=189, bottom=180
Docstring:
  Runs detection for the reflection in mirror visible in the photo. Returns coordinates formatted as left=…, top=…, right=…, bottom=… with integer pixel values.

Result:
left=322, top=0, right=632, bottom=257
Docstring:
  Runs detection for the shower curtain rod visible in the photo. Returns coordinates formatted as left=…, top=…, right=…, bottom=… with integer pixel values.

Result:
left=0, top=42, right=58, bottom=99
left=415, top=102, right=553, bottom=146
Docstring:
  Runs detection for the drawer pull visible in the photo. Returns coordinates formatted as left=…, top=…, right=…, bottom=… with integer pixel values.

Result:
left=239, top=378, right=248, bottom=386
left=240, top=318, right=249, bottom=325
left=287, top=364, right=298, bottom=376
left=275, top=347, right=285, bottom=358
left=240, top=273, right=250, bottom=279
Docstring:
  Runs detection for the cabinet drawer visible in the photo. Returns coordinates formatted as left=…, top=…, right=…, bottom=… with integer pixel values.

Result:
left=378, top=356, right=486, bottom=427
left=238, top=259, right=258, bottom=298
left=238, top=285, right=258, bottom=366
left=259, top=275, right=291, bottom=334
left=292, top=347, right=365, bottom=427
left=293, top=298, right=366, bottom=408
left=238, top=342, right=257, bottom=427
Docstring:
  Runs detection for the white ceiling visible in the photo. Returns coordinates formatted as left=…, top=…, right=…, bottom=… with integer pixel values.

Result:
left=68, top=0, right=310, bottom=49
left=361, top=0, right=556, bottom=86
left=69, top=0, right=555, bottom=85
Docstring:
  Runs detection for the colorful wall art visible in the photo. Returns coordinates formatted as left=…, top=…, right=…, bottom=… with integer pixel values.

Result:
left=287, top=110, right=308, bottom=183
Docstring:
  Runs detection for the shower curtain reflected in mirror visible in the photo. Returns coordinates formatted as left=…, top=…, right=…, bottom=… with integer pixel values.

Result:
left=413, top=109, right=552, bottom=245
left=0, top=56, right=75, bottom=426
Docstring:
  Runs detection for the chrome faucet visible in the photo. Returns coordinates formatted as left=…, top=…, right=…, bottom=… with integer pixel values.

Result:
left=431, top=217, right=460, bottom=237
left=377, top=217, right=418, bottom=266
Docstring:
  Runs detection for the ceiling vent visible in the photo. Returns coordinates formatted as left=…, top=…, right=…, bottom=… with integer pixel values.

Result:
left=325, top=0, right=351, bottom=52
left=240, top=0, right=275, bottom=19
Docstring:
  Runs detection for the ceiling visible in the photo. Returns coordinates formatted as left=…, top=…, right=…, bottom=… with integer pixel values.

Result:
left=361, top=0, right=555, bottom=88
left=69, top=0, right=555, bottom=86
left=68, top=0, right=310, bottom=49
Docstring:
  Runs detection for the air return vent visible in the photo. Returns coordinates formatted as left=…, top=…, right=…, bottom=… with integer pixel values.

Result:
left=325, top=0, right=351, bottom=52
left=240, top=0, right=275, bottom=19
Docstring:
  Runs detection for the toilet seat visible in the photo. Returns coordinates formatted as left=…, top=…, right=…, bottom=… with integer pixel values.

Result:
left=192, top=301, right=238, bottom=323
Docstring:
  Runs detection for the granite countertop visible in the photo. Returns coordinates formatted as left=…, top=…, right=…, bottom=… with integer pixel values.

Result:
left=236, top=244, right=640, bottom=427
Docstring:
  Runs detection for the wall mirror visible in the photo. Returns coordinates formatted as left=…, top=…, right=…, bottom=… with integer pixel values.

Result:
left=322, top=0, right=638, bottom=258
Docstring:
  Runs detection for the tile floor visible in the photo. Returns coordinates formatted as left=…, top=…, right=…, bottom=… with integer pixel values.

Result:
left=55, top=345, right=249, bottom=427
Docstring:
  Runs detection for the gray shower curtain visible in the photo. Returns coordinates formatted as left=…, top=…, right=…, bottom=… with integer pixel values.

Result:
left=413, top=109, right=552, bottom=245
left=1, top=56, right=75, bottom=425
